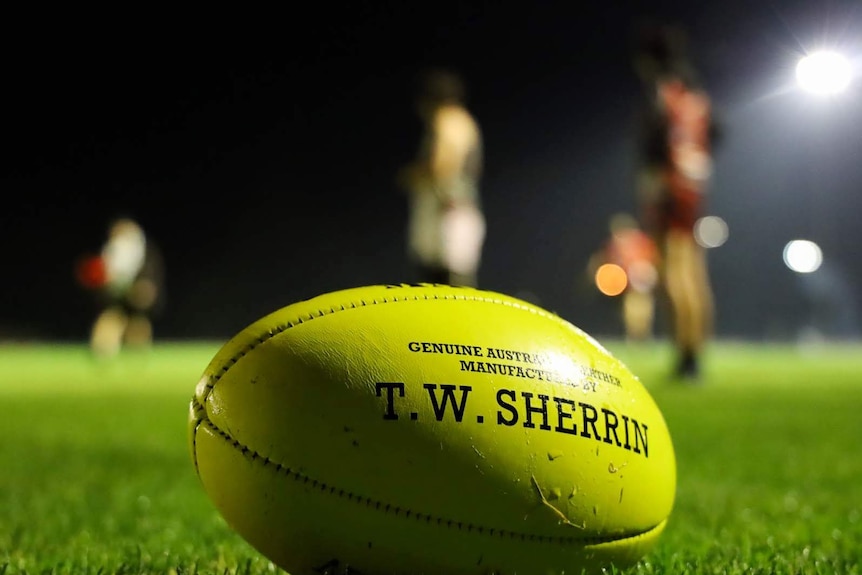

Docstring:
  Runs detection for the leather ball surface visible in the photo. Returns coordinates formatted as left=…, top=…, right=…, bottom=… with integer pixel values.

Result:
left=189, top=284, right=676, bottom=575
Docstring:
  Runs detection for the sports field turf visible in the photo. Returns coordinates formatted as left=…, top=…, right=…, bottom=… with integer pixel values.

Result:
left=1, top=341, right=860, bottom=574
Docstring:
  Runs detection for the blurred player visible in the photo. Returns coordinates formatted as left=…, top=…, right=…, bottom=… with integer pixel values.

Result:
left=398, top=68, right=485, bottom=287
left=589, top=214, right=660, bottom=342
left=634, top=23, right=720, bottom=381
left=76, top=217, right=165, bottom=358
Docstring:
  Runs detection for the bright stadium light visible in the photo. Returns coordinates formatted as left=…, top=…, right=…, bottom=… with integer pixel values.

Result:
left=796, top=51, right=852, bottom=95
left=783, top=240, right=823, bottom=273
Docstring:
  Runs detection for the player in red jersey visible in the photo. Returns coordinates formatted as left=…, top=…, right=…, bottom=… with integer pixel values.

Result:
left=634, top=23, right=721, bottom=381
left=590, top=214, right=660, bottom=342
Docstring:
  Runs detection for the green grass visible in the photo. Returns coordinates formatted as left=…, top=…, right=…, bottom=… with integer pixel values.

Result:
left=1, top=341, right=860, bottom=574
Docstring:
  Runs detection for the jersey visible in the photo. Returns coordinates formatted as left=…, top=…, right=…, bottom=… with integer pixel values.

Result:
left=605, top=229, right=660, bottom=293
left=640, top=78, right=715, bottom=233
left=406, top=104, right=484, bottom=274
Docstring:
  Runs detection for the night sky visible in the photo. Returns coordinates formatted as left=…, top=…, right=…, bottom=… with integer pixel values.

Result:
left=3, top=1, right=862, bottom=342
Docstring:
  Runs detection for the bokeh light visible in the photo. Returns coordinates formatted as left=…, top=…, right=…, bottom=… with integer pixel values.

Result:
left=796, top=51, right=852, bottom=95
left=595, top=263, right=627, bottom=296
left=783, top=240, right=823, bottom=273
left=694, top=216, right=729, bottom=248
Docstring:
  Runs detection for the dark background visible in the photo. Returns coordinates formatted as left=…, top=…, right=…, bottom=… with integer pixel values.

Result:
left=3, top=1, right=861, bottom=341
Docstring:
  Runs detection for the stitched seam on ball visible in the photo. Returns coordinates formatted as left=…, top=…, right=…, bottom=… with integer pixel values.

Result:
left=190, top=396, right=206, bottom=473
left=197, top=291, right=567, bottom=407
left=191, top=290, right=584, bottom=482
left=199, top=418, right=659, bottom=546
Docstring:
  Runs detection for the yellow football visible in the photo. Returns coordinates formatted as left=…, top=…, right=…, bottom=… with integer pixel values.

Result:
left=189, top=284, right=675, bottom=575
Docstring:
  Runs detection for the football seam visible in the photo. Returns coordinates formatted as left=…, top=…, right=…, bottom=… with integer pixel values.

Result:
left=191, top=289, right=580, bottom=474
left=196, top=414, right=662, bottom=547
left=198, top=289, right=578, bottom=407
left=191, top=287, right=649, bottom=546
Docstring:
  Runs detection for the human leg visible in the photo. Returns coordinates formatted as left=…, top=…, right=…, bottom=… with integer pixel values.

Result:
left=90, top=306, right=128, bottom=359
left=663, top=230, right=712, bottom=379
left=125, top=313, right=154, bottom=350
left=623, top=289, right=655, bottom=341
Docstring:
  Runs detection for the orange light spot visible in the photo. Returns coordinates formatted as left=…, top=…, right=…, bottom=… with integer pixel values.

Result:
left=595, top=263, right=627, bottom=297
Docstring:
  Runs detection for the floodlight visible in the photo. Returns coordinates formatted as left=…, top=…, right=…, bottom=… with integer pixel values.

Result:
left=796, top=51, right=852, bottom=95
left=783, top=239, right=823, bottom=273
